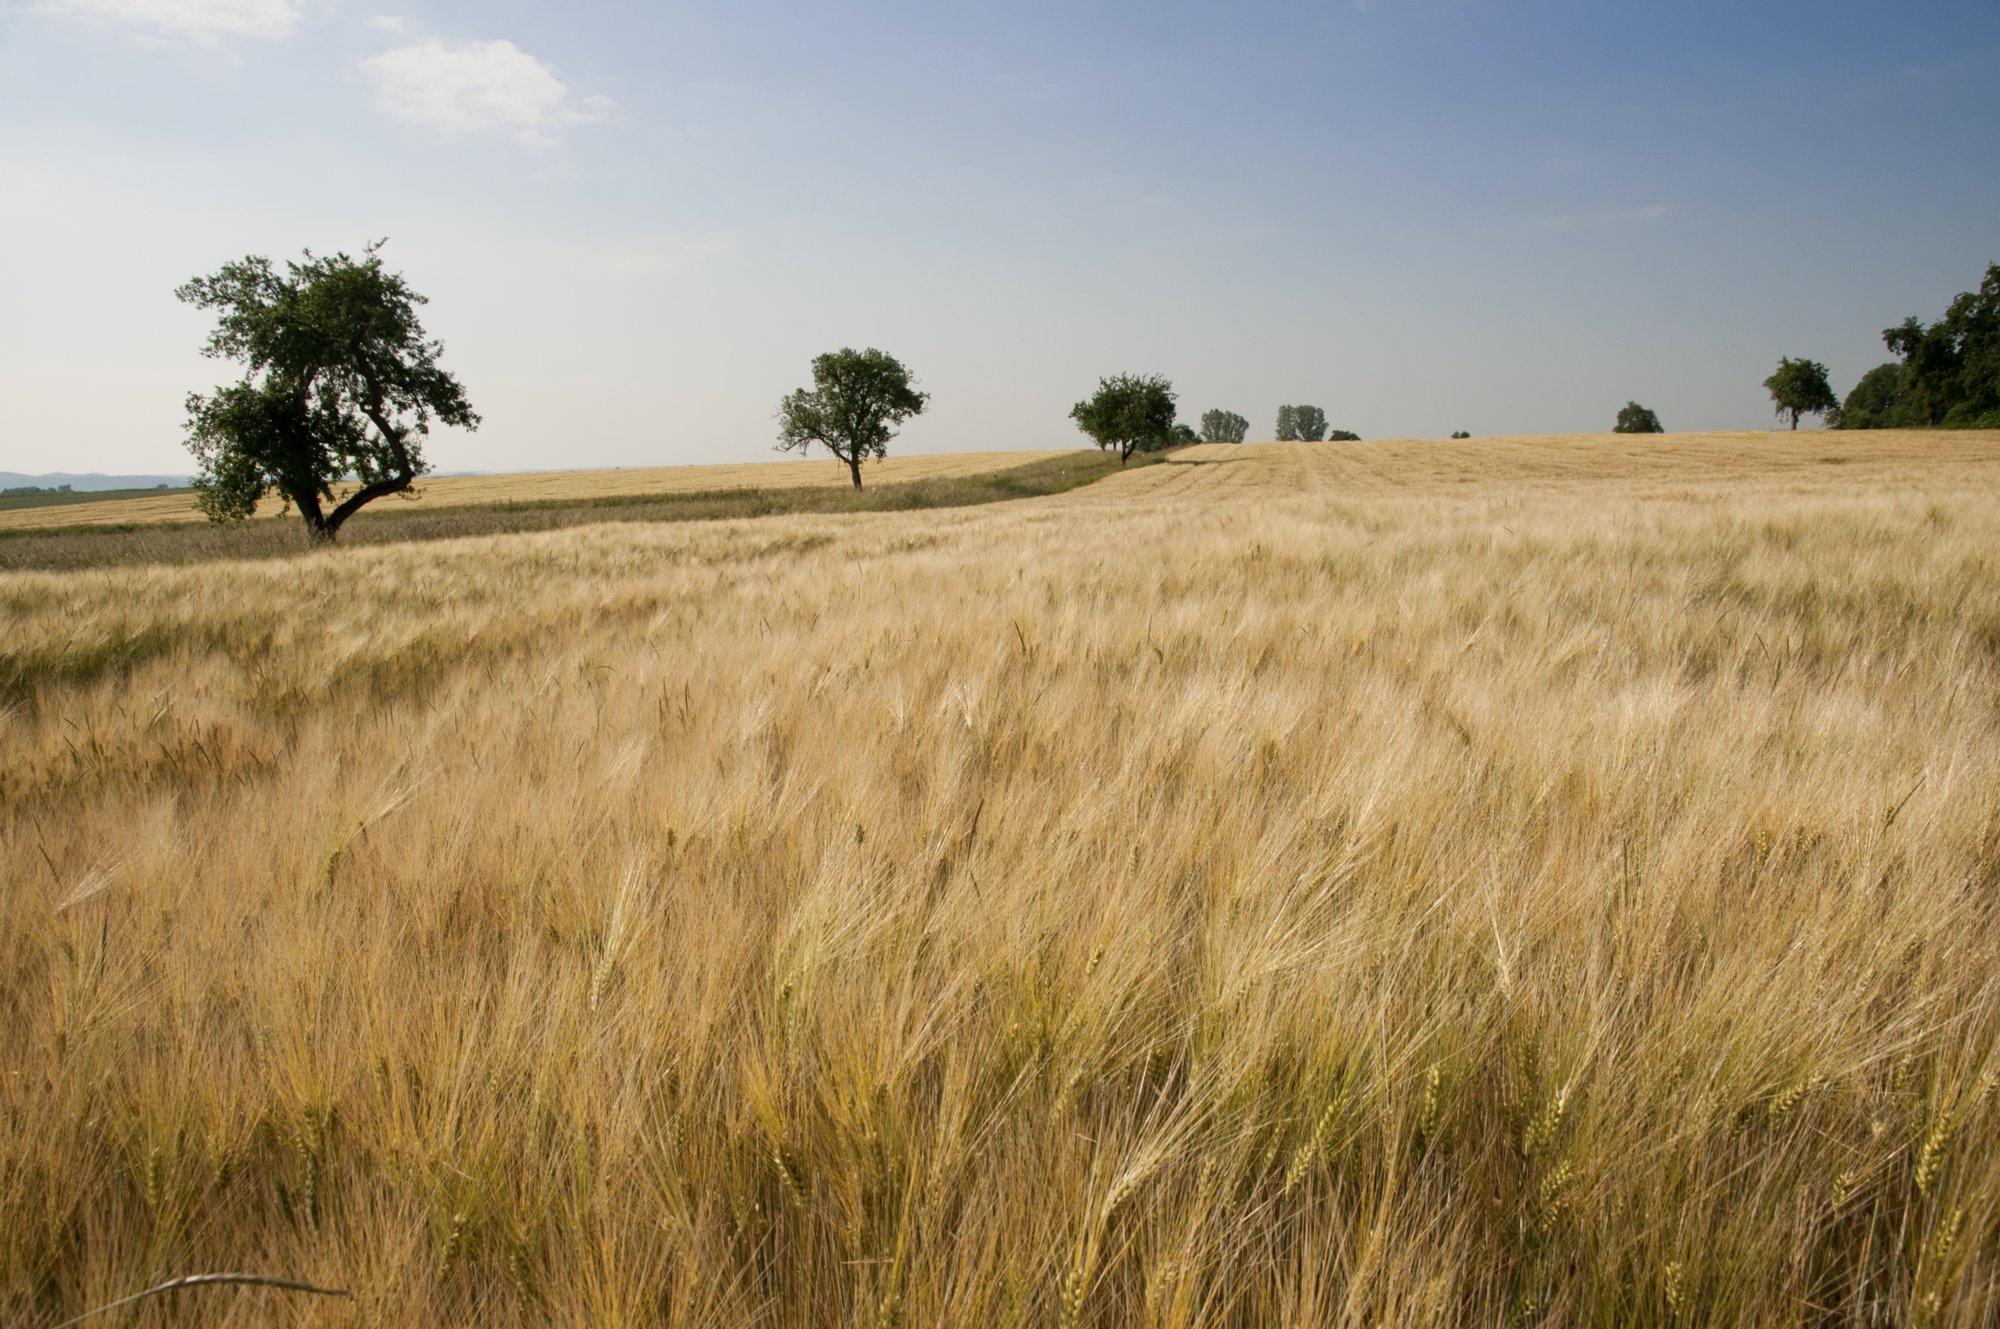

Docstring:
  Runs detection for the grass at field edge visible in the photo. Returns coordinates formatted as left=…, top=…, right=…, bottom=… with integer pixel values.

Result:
left=0, top=449, right=1173, bottom=574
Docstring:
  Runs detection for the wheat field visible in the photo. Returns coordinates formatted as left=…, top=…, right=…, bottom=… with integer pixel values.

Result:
left=0, top=451, right=1063, bottom=533
left=4, top=431, right=1999, bottom=1326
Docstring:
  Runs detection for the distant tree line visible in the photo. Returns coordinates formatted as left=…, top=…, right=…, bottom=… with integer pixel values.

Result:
left=1615, top=262, right=1999, bottom=436
left=1200, top=410, right=1248, bottom=444
left=1275, top=405, right=1326, bottom=442
left=1833, top=263, right=2000, bottom=429
left=1066, top=386, right=1368, bottom=458
left=1, top=484, right=75, bottom=497
left=1748, top=262, right=1999, bottom=433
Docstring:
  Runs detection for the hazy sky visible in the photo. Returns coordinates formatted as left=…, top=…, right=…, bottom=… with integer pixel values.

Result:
left=2, top=0, right=1997, bottom=475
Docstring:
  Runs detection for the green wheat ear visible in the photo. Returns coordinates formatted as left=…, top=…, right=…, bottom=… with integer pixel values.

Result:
left=436, top=1209, right=469, bottom=1279
left=1284, top=1094, right=1346, bottom=1194
left=1417, top=1064, right=1443, bottom=1144
left=1522, top=1084, right=1568, bottom=1157
left=1915, top=1113, right=1954, bottom=1195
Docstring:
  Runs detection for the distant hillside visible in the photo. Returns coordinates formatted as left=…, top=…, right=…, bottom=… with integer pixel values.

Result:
left=0, top=472, right=190, bottom=491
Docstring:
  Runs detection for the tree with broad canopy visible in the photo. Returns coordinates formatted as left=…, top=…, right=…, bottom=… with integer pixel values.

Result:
left=775, top=347, right=928, bottom=490
left=1614, top=401, right=1664, bottom=434
left=1764, top=357, right=1839, bottom=430
left=177, top=241, right=479, bottom=543
left=1071, top=374, right=1177, bottom=464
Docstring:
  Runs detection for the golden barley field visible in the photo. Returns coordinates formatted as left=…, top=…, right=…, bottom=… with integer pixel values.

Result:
left=4, top=430, right=2000, bottom=1327
left=0, top=451, right=1062, bottom=533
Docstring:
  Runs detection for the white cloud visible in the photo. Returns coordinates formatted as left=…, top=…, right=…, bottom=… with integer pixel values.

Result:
left=360, top=39, right=605, bottom=148
left=34, top=0, right=301, bottom=40
left=367, top=13, right=406, bottom=32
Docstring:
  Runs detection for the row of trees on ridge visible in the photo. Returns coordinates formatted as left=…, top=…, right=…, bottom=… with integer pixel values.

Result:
left=1762, top=262, right=2000, bottom=430
left=173, top=243, right=1997, bottom=545
left=1621, top=262, right=1998, bottom=435
left=1067, top=380, right=1367, bottom=460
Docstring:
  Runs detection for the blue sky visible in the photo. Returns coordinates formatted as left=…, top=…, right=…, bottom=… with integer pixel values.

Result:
left=2, top=0, right=1996, bottom=474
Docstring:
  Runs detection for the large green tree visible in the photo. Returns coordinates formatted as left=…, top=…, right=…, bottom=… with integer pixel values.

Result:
left=177, top=241, right=479, bottom=543
left=1873, top=263, right=2000, bottom=428
left=1614, top=402, right=1664, bottom=434
left=1199, top=409, right=1249, bottom=443
left=1764, top=357, right=1839, bottom=430
left=1071, top=374, right=1177, bottom=464
left=1836, top=363, right=1916, bottom=430
left=776, top=348, right=929, bottom=490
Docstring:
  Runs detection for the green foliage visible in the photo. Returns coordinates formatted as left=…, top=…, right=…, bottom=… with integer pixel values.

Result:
left=1835, top=363, right=1917, bottom=430
left=1614, top=402, right=1664, bottom=434
left=1199, top=409, right=1249, bottom=444
left=1275, top=405, right=1328, bottom=441
left=1329, top=429, right=1361, bottom=442
left=1763, top=357, right=1838, bottom=430
left=1164, top=423, right=1200, bottom=449
left=177, top=241, right=479, bottom=543
left=1873, top=263, right=2000, bottom=428
left=775, top=348, right=929, bottom=490
left=1450, top=431, right=1471, bottom=439
left=1070, top=373, right=1177, bottom=463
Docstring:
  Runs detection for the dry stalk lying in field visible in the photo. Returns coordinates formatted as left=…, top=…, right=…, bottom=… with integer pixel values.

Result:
left=47, top=1273, right=350, bottom=1328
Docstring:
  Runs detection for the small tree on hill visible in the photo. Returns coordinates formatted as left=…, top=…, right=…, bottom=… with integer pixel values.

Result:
left=1328, top=429, right=1361, bottom=442
left=776, top=347, right=928, bottom=490
left=1764, top=357, right=1838, bottom=430
left=1071, top=374, right=1177, bottom=464
left=1450, top=430, right=1471, bottom=439
left=1614, top=401, right=1664, bottom=433
left=177, top=241, right=480, bottom=543
left=1200, top=409, right=1249, bottom=443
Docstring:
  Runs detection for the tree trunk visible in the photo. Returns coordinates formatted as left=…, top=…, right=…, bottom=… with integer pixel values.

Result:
left=286, top=483, right=337, bottom=544
left=1790, top=412, right=1799, bottom=430
left=848, top=455, right=863, bottom=490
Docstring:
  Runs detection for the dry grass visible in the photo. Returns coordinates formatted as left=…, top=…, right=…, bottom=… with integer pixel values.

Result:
left=4, top=430, right=2000, bottom=1326
left=0, top=451, right=1063, bottom=533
